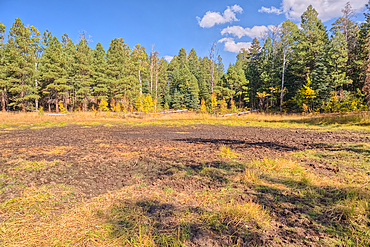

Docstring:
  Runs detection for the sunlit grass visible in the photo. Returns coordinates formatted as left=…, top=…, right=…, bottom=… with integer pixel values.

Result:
left=1, top=111, right=370, bottom=132
left=217, top=145, right=242, bottom=159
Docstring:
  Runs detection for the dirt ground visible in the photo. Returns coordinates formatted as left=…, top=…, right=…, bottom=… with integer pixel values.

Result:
left=1, top=124, right=370, bottom=246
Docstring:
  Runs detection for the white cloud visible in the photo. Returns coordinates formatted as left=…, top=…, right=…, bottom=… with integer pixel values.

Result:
left=221, top=25, right=273, bottom=39
left=260, top=0, right=367, bottom=22
left=197, top=4, right=243, bottom=28
left=164, top=55, right=173, bottom=63
left=258, top=6, right=283, bottom=14
left=218, top=38, right=251, bottom=53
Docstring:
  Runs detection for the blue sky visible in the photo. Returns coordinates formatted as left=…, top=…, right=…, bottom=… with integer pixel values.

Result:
left=0, top=0, right=368, bottom=68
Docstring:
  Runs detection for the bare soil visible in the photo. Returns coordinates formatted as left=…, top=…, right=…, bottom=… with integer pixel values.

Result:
left=1, top=124, right=369, bottom=246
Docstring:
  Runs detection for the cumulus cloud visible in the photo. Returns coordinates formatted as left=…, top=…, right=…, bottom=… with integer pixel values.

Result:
left=258, top=6, right=283, bottom=14
left=221, top=25, right=273, bottom=39
left=218, top=38, right=251, bottom=53
left=164, top=55, right=173, bottom=63
left=259, top=0, right=367, bottom=22
left=197, top=4, right=243, bottom=28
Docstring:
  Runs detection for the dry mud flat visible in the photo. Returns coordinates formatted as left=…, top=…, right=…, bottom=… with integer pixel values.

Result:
left=0, top=124, right=369, bottom=246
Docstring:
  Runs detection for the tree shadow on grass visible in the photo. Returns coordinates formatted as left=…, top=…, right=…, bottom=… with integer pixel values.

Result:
left=100, top=199, right=265, bottom=247
left=312, top=142, right=370, bottom=156
left=251, top=173, right=370, bottom=246
left=175, top=138, right=306, bottom=152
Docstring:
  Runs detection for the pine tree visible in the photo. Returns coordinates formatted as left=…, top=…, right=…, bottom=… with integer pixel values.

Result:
left=198, top=57, right=211, bottom=102
left=279, top=20, right=299, bottom=112
left=188, top=48, right=200, bottom=79
left=92, top=42, right=108, bottom=102
left=170, top=49, right=199, bottom=109
left=329, top=29, right=352, bottom=91
left=6, top=18, right=40, bottom=111
left=244, top=38, right=261, bottom=108
left=0, top=22, right=7, bottom=111
left=106, top=38, right=129, bottom=101
left=225, top=65, right=249, bottom=108
left=156, top=58, right=168, bottom=107
left=61, top=34, right=76, bottom=111
left=39, top=34, right=69, bottom=113
left=74, top=32, right=93, bottom=111
left=312, top=49, right=331, bottom=109
left=363, top=32, right=370, bottom=104
left=132, top=44, right=148, bottom=95
left=297, top=5, right=329, bottom=75
left=331, top=2, right=360, bottom=89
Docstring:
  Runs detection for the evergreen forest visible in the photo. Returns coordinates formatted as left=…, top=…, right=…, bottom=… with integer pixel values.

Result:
left=2, top=3, right=370, bottom=114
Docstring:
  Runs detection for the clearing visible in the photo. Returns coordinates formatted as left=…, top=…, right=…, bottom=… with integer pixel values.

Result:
left=0, top=120, right=370, bottom=246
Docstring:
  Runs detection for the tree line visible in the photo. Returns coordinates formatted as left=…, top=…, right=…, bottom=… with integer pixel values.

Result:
left=234, top=2, right=370, bottom=113
left=1, top=2, right=370, bottom=113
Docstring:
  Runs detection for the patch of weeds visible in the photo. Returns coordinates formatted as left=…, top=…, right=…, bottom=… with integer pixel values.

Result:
left=241, top=168, right=261, bottom=184
left=0, top=185, right=77, bottom=217
left=185, top=166, right=193, bottom=177
left=14, top=160, right=60, bottom=171
left=204, top=200, right=270, bottom=233
left=200, top=167, right=228, bottom=183
left=98, top=143, right=110, bottom=148
left=45, top=146, right=73, bottom=155
left=0, top=173, right=8, bottom=186
left=163, top=187, right=175, bottom=194
left=217, top=145, right=242, bottom=159
left=134, top=183, right=148, bottom=190
left=102, top=201, right=190, bottom=246
left=250, top=158, right=303, bottom=175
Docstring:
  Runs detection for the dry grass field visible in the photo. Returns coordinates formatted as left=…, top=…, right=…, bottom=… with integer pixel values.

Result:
left=0, top=112, right=370, bottom=246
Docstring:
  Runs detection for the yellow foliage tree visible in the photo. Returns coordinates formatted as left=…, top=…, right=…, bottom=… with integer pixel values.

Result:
left=200, top=98, right=207, bottom=113
left=294, top=75, right=316, bottom=113
left=99, top=99, right=110, bottom=112
left=110, top=98, right=116, bottom=112
left=58, top=101, right=67, bottom=113
left=211, top=92, right=217, bottom=114
left=219, top=98, right=227, bottom=114
left=136, top=93, right=144, bottom=112
left=229, top=99, right=236, bottom=113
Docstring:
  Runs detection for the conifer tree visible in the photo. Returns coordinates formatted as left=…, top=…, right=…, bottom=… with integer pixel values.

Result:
left=106, top=38, right=129, bottom=100
left=198, top=57, right=211, bottom=101
left=312, top=49, right=331, bottom=108
left=39, top=34, right=69, bottom=113
left=92, top=42, right=108, bottom=102
left=329, top=29, right=352, bottom=91
left=244, top=38, right=261, bottom=108
left=0, top=22, right=7, bottom=111
left=61, top=34, right=76, bottom=110
left=74, top=32, right=93, bottom=111
left=156, top=58, right=168, bottom=107
left=331, top=2, right=359, bottom=87
left=188, top=48, right=200, bottom=80
left=279, top=20, right=299, bottom=112
left=6, top=18, right=40, bottom=111
left=363, top=31, right=370, bottom=104
left=298, top=5, right=329, bottom=75
left=132, top=44, right=148, bottom=95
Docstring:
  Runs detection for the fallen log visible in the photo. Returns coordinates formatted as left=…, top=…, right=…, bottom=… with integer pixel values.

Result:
left=218, top=110, right=257, bottom=117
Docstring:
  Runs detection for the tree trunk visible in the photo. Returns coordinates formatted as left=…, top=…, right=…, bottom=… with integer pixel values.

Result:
left=35, top=62, right=38, bottom=111
left=280, top=52, right=286, bottom=113
left=139, top=59, right=142, bottom=95
left=150, top=47, right=154, bottom=95
left=48, top=103, right=51, bottom=112
left=209, top=42, right=216, bottom=93
left=64, top=93, right=68, bottom=112
left=56, top=99, right=59, bottom=113
left=239, top=93, right=242, bottom=108
left=1, top=89, right=6, bottom=112
left=21, top=90, right=25, bottom=112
